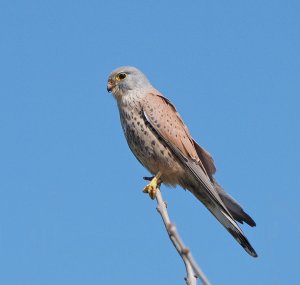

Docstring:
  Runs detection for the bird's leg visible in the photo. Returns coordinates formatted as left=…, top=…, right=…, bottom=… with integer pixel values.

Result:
left=143, top=172, right=162, bottom=199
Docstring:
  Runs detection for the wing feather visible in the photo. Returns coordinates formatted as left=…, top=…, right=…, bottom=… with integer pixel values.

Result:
left=142, top=92, right=228, bottom=210
left=142, top=91, right=257, bottom=257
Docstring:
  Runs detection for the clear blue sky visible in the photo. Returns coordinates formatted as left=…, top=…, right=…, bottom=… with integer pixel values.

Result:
left=0, top=1, right=299, bottom=284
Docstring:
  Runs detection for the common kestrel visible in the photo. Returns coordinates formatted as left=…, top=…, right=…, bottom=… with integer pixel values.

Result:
left=107, top=66, right=257, bottom=257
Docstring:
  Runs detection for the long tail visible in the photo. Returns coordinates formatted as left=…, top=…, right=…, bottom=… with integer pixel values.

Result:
left=189, top=183, right=257, bottom=257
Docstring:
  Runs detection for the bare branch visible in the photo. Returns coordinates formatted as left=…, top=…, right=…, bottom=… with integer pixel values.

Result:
left=154, top=187, right=212, bottom=285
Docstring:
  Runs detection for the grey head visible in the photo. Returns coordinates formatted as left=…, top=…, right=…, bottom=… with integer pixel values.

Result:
left=107, top=66, right=152, bottom=100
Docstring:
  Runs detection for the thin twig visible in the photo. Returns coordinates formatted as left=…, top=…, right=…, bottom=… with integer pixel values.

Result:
left=154, top=187, right=212, bottom=285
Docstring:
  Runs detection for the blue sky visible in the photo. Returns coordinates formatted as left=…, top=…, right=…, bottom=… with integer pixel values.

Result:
left=0, top=0, right=299, bottom=284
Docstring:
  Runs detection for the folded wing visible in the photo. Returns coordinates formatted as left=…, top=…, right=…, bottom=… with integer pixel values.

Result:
left=142, top=91, right=257, bottom=257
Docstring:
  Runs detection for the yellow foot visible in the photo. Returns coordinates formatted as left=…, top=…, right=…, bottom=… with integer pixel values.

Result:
left=143, top=173, right=162, bottom=200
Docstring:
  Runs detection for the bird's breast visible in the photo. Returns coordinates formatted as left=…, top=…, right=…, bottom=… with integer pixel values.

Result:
left=118, top=104, right=184, bottom=184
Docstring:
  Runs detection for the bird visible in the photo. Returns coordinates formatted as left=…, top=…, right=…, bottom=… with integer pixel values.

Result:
left=107, top=66, right=257, bottom=257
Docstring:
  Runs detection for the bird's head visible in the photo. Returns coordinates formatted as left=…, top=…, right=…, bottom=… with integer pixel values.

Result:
left=107, top=66, right=152, bottom=100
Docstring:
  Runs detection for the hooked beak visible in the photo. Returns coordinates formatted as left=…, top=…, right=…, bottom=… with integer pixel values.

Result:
left=107, top=80, right=114, bottom=92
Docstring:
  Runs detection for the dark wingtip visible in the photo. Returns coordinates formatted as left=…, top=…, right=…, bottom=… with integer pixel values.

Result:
left=228, top=227, right=258, bottom=258
left=239, top=233, right=258, bottom=257
left=248, top=247, right=258, bottom=257
left=245, top=242, right=258, bottom=257
left=242, top=211, right=256, bottom=227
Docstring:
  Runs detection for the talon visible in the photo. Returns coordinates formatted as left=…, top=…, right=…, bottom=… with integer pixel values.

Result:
left=142, top=172, right=162, bottom=199
left=143, top=184, right=157, bottom=199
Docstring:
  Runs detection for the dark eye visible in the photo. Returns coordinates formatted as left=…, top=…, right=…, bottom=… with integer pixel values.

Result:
left=116, top=73, right=127, bottom=80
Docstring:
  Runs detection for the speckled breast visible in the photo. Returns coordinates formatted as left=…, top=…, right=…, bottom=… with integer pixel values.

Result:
left=118, top=103, right=180, bottom=177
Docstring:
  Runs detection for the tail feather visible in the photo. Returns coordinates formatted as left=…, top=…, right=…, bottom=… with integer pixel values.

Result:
left=213, top=179, right=256, bottom=227
left=181, top=158, right=257, bottom=257
left=189, top=184, right=258, bottom=257
left=216, top=209, right=257, bottom=257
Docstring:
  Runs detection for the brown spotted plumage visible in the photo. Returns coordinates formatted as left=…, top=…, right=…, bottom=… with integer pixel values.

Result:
left=107, top=66, right=257, bottom=257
